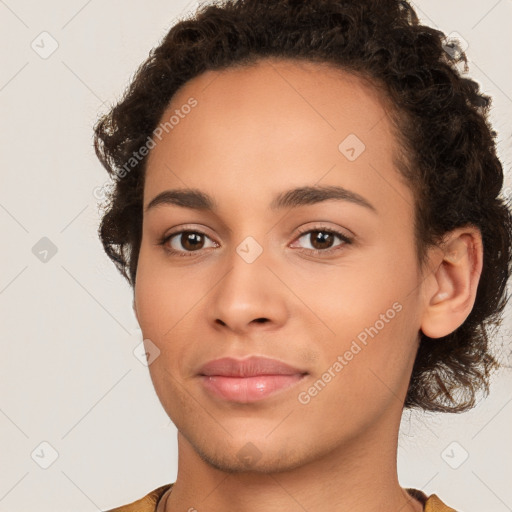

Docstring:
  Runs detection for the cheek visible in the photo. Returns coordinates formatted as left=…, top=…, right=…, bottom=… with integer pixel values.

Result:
left=291, top=243, right=420, bottom=383
left=134, top=245, right=204, bottom=338
left=295, top=301, right=418, bottom=432
left=134, top=254, right=196, bottom=416
left=287, top=241, right=417, bottom=331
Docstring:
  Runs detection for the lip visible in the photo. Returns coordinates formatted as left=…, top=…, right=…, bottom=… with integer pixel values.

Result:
left=198, top=356, right=308, bottom=403
left=198, top=356, right=307, bottom=377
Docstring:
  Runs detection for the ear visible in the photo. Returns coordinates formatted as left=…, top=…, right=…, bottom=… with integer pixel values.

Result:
left=420, top=225, right=483, bottom=339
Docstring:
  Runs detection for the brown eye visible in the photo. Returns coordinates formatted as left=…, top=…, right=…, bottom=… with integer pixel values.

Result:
left=163, top=230, right=217, bottom=255
left=292, top=227, right=353, bottom=256
left=308, top=230, right=336, bottom=250
left=178, top=232, right=205, bottom=251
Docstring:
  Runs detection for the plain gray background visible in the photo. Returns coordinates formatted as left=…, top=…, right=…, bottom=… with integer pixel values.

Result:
left=1, top=0, right=511, bottom=511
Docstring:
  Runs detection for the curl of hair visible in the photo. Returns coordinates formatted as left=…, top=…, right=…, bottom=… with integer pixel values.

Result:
left=93, top=0, right=512, bottom=413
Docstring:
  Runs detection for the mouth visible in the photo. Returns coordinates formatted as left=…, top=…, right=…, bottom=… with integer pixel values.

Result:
left=198, top=356, right=308, bottom=403
left=200, top=374, right=307, bottom=403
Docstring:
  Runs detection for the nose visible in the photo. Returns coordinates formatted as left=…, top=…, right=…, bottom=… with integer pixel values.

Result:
left=207, top=243, right=288, bottom=336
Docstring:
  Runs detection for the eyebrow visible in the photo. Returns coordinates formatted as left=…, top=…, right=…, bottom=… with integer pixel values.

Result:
left=145, top=185, right=377, bottom=214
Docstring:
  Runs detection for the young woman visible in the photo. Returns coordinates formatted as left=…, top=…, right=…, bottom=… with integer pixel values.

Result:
left=93, top=1, right=512, bottom=510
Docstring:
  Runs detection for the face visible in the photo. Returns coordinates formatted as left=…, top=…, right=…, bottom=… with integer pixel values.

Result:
left=134, top=58, right=427, bottom=473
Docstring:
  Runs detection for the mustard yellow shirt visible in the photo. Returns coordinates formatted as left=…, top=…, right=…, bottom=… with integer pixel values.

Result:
left=104, top=483, right=458, bottom=511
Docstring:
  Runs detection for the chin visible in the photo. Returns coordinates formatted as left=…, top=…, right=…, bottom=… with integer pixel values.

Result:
left=183, top=428, right=316, bottom=474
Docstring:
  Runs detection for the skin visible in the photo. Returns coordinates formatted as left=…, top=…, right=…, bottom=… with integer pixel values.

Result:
left=132, top=57, right=483, bottom=512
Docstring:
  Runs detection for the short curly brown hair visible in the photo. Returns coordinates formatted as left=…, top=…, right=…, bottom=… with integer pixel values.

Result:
left=93, top=0, right=512, bottom=413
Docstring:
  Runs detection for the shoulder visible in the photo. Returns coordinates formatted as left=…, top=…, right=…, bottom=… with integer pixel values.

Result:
left=407, top=488, right=459, bottom=512
left=425, top=494, right=459, bottom=512
left=106, top=484, right=458, bottom=512
left=103, top=483, right=173, bottom=512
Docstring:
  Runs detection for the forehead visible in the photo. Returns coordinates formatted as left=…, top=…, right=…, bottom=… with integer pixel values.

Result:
left=143, top=57, right=413, bottom=217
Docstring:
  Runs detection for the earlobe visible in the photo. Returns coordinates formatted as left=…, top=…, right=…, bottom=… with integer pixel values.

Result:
left=420, top=227, right=483, bottom=339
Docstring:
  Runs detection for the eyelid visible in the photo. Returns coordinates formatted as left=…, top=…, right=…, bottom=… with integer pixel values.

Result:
left=294, top=222, right=354, bottom=240
left=162, top=223, right=217, bottom=241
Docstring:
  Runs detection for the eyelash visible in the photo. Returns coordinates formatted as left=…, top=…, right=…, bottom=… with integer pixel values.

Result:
left=157, top=225, right=353, bottom=258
